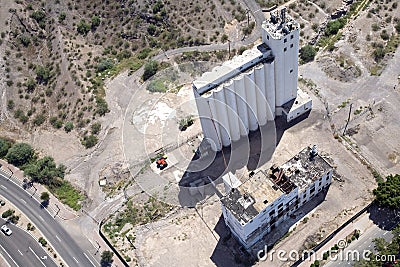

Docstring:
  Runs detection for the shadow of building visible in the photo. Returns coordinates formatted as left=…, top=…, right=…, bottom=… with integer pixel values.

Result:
left=177, top=111, right=310, bottom=208
left=368, top=204, right=400, bottom=231
left=209, top=186, right=328, bottom=266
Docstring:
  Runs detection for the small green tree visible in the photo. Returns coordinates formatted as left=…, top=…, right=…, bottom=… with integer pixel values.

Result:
left=91, top=15, right=100, bottom=30
left=25, top=78, right=37, bottom=92
left=23, top=156, right=65, bottom=188
left=396, top=21, right=400, bottom=33
left=372, top=47, right=385, bottom=62
left=91, top=122, right=101, bottom=135
left=373, top=174, right=400, bottom=209
left=325, top=18, right=346, bottom=36
left=58, top=12, right=66, bottom=23
left=81, top=135, right=98, bottom=149
left=35, top=65, right=51, bottom=84
left=95, top=97, right=109, bottom=116
left=40, top=191, right=50, bottom=207
left=33, top=114, right=46, bottom=126
left=19, top=35, right=31, bottom=47
left=0, top=138, right=12, bottom=158
left=147, top=24, right=156, bottom=35
left=142, top=60, right=158, bottom=81
left=64, top=121, right=74, bottom=132
left=6, top=143, right=34, bottom=166
left=40, top=192, right=50, bottom=202
left=38, top=237, right=47, bottom=247
left=7, top=100, right=14, bottom=110
left=77, top=19, right=90, bottom=35
left=300, top=45, right=317, bottom=63
left=100, top=251, right=114, bottom=267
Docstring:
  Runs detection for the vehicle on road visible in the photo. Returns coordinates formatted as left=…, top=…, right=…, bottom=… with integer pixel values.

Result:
left=1, top=224, right=12, bottom=236
left=0, top=199, right=5, bottom=206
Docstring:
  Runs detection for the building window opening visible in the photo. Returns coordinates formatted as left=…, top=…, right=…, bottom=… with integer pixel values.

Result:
left=284, top=38, right=287, bottom=43
left=290, top=44, right=293, bottom=48
left=291, top=34, right=293, bottom=39
left=290, top=69, right=293, bottom=73
left=284, top=47, right=287, bottom=52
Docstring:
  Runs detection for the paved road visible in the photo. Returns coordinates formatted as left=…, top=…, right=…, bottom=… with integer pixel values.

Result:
left=0, top=171, right=98, bottom=267
left=152, top=0, right=266, bottom=61
left=325, top=208, right=400, bottom=267
left=0, top=218, right=58, bottom=267
left=324, top=226, right=393, bottom=267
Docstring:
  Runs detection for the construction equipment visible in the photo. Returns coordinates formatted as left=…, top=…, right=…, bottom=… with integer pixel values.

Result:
left=156, top=156, right=168, bottom=170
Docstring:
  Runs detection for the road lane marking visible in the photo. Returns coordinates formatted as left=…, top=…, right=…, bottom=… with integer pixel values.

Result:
left=38, top=215, right=44, bottom=222
left=0, top=243, right=20, bottom=267
left=87, top=250, right=100, bottom=266
left=17, top=250, right=23, bottom=256
left=86, top=236, right=96, bottom=248
left=83, top=253, right=96, bottom=267
left=19, top=199, right=26, bottom=204
left=55, top=235, right=61, bottom=241
left=73, top=256, right=79, bottom=263
left=0, top=185, right=7, bottom=190
left=383, top=231, right=388, bottom=236
left=29, top=247, right=46, bottom=267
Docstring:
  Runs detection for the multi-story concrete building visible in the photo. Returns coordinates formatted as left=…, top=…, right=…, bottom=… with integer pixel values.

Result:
left=221, top=146, right=333, bottom=249
left=192, top=8, right=312, bottom=151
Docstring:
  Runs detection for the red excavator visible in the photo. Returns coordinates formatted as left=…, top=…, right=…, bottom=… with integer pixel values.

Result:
left=156, top=156, right=168, bottom=170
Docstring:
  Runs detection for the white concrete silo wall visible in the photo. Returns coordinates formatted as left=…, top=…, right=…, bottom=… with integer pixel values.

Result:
left=193, top=88, right=221, bottom=151
left=235, top=78, right=250, bottom=136
left=283, top=36, right=298, bottom=102
left=208, top=94, right=223, bottom=151
left=283, top=43, right=290, bottom=102
left=225, top=83, right=241, bottom=142
left=214, top=89, right=231, bottom=147
left=271, top=40, right=285, bottom=108
left=265, top=61, right=276, bottom=120
left=244, top=72, right=258, bottom=131
left=292, top=29, right=300, bottom=98
left=254, top=65, right=267, bottom=126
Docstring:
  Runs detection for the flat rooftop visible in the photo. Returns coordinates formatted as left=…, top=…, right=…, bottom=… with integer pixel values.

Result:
left=282, top=88, right=312, bottom=114
left=192, top=43, right=273, bottom=95
left=221, top=146, right=333, bottom=224
left=262, top=11, right=299, bottom=39
left=277, top=146, right=332, bottom=191
left=221, top=171, right=284, bottom=224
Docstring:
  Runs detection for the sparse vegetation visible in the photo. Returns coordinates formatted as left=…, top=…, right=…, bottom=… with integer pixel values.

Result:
left=81, top=134, right=98, bottom=149
left=147, top=79, right=168, bottom=93
left=38, top=237, right=47, bottom=247
left=142, top=60, right=159, bottom=81
left=178, top=116, right=194, bottom=131
left=100, top=251, right=114, bottom=267
left=300, top=45, right=317, bottom=63
left=325, top=18, right=346, bottom=36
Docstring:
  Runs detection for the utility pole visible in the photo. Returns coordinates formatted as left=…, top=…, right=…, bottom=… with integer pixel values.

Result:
left=246, top=9, right=250, bottom=28
left=228, top=39, right=231, bottom=59
left=342, top=103, right=353, bottom=136
left=31, top=184, right=37, bottom=197
left=54, top=204, right=60, bottom=218
left=6, top=166, right=13, bottom=179
left=95, top=240, right=101, bottom=255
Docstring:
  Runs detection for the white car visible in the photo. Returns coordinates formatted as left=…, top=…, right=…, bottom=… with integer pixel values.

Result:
left=1, top=225, right=12, bottom=236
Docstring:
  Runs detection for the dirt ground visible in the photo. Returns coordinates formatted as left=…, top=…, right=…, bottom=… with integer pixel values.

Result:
left=126, top=84, right=376, bottom=266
